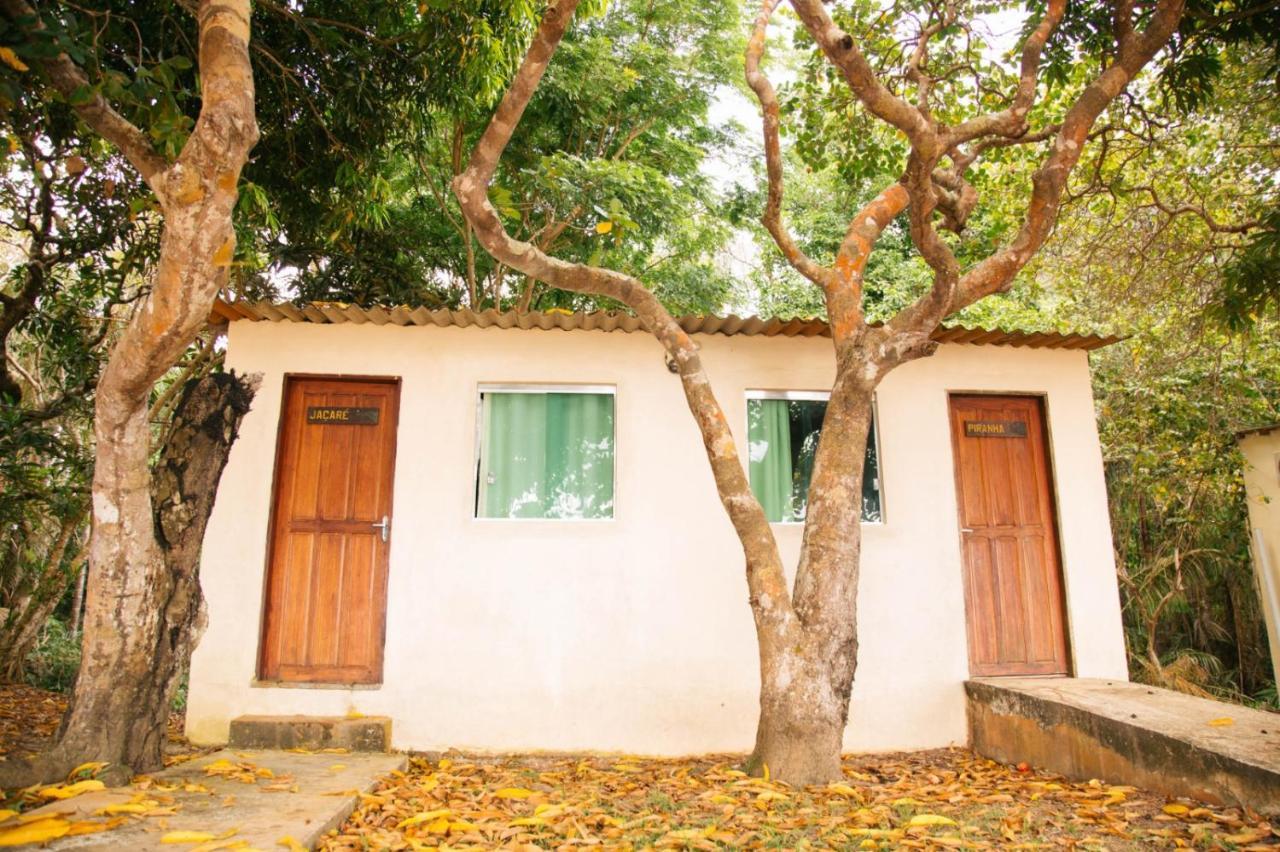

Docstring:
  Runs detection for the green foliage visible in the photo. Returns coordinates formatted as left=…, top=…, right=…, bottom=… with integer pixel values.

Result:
left=24, top=618, right=80, bottom=693
left=1215, top=207, right=1280, bottom=330
left=1094, top=331, right=1280, bottom=700
left=279, top=0, right=745, bottom=313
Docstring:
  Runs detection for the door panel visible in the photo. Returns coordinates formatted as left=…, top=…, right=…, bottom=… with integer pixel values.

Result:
left=259, top=376, right=400, bottom=684
left=949, top=395, right=1069, bottom=677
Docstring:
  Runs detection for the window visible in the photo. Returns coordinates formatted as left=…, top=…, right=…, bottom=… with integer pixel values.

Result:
left=747, top=393, right=881, bottom=523
left=475, top=386, right=615, bottom=519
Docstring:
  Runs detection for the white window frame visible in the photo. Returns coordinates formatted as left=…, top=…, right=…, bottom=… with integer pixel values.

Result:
left=473, top=383, right=618, bottom=522
left=744, top=389, right=885, bottom=525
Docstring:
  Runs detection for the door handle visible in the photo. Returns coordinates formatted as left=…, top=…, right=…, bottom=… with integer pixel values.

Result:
left=372, top=515, right=390, bottom=542
left=961, top=527, right=975, bottom=533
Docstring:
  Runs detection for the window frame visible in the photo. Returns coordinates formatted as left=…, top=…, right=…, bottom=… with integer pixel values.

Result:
left=472, top=382, right=618, bottom=522
left=743, top=388, right=885, bottom=525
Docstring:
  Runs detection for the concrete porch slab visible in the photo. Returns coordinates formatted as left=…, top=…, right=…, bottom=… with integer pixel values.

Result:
left=27, top=748, right=405, bottom=850
left=967, top=677, right=1280, bottom=815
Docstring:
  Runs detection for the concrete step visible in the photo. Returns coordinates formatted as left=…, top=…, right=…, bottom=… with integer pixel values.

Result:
left=228, top=714, right=392, bottom=753
left=967, top=677, right=1280, bottom=816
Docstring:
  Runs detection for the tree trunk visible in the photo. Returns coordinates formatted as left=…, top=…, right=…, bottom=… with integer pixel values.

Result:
left=0, top=373, right=256, bottom=786
left=69, top=563, right=87, bottom=635
left=1225, top=563, right=1269, bottom=694
left=146, top=371, right=258, bottom=735
left=747, top=375, right=875, bottom=784
left=0, top=0, right=258, bottom=788
left=748, top=649, right=848, bottom=784
left=0, top=509, right=85, bottom=682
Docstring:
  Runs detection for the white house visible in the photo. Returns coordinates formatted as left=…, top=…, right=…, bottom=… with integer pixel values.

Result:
left=185, top=300, right=1130, bottom=755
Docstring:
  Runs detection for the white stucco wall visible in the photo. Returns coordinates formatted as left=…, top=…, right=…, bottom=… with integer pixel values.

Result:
left=1239, top=429, right=1280, bottom=686
left=186, top=321, right=1129, bottom=755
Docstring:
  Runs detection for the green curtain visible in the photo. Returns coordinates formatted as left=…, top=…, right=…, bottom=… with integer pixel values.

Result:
left=748, top=399, right=793, bottom=522
left=748, top=398, right=880, bottom=522
left=479, top=392, right=614, bottom=519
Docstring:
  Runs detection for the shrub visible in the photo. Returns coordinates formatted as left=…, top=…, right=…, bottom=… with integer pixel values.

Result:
left=24, top=618, right=81, bottom=693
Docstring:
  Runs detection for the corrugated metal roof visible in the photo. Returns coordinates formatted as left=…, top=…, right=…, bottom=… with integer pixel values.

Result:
left=1237, top=423, right=1279, bottom=440
left=209, top=299, right=1122, bottom=351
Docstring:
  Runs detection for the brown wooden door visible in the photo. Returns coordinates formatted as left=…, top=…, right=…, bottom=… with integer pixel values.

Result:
left=949, top=395, right=1070, bottom=677
left=258, top=376, right=400, bottom=684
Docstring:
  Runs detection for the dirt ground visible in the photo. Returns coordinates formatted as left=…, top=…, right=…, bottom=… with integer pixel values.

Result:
left=321, top=750, right=1279, bottom=850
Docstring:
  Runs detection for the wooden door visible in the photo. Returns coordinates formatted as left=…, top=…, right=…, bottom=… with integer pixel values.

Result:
left=949, top=395, right=1070, bottom=677
left=258, top=376, right=400, bottom=684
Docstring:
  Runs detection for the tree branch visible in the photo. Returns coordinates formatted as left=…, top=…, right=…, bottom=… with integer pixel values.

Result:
left=0, top=0, right=170, bottom=192
left=1131, top=184, right=1264, bottom=234
left=453, top=0, right=796, bottom=634
left=951, top=0, right=1187, bottom=311
left=946, top=0, right=1067, bottom=146
left=744, top=0, right=829, bottom=290
left=789, top=0, right=936, bottom=150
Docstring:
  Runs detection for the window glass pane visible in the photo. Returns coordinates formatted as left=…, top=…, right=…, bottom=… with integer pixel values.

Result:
left=747, top=397, right=881, bottom=523
left=477, top=391, right=614, bottom=519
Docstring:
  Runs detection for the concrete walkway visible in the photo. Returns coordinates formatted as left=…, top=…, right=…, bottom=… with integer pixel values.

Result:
left=25, top=748, right=405, bottom=850
left=968, top=677, right=1280, bottom=815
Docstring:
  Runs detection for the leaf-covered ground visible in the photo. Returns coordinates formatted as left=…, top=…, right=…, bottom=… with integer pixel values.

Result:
left=0, top=684, right=65, bottom=762
left=0, top=687, right=1275, bottom=849
left=320, top=750, right=1278, bottom=850
left=0, top=683, right=193, bottom=767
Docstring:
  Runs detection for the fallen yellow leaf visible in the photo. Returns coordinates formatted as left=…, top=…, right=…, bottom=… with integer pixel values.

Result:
left=0, top=818, right=72, bottom=846
left=1207, top=717, right=1234, bottom=727
left=397, top=808, right=451, bottom=829
left=509, top=816, right=549, bottom=827
left=909, top=813, right=958, bottom=827
left=161, top=830, right=219, bottom=843
left=494, top=787, right=535, bottom=800
left=39, top=779, right=106, bottom=799
left=69, top=761, right=109, bottom=779
left=1162, top=803, right=1190, bottom=816
left=94, top=801, right=158, bottom=815
left=65, top=821, right=116, bottom=837
left=277, top=836, right=307, bottom=851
